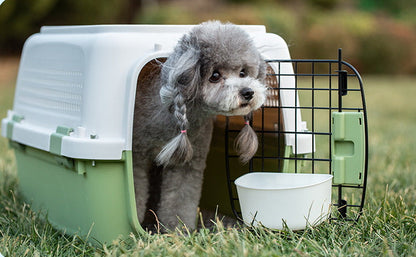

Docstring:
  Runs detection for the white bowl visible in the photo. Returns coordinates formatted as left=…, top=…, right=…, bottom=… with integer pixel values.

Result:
left=235, top=172, right=333, bottom=230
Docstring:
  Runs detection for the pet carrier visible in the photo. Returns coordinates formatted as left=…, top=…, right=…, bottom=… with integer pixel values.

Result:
left=1, top=24, right=367, bottom=243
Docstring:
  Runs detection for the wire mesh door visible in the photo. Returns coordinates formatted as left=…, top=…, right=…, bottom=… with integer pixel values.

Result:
left=225, top=49, right=368, bottom=223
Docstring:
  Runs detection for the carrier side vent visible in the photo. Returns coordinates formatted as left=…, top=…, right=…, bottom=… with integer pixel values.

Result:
left=14, top=45, right=84, bottom=127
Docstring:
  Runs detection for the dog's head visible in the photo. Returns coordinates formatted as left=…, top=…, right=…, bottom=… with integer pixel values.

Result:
left=157, top=21, right=267, bottom=166
left=161, top=20, right=267, bottom=115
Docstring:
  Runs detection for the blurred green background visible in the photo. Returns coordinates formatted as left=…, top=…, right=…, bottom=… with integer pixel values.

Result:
left=1, top=0, right=416, bottom=74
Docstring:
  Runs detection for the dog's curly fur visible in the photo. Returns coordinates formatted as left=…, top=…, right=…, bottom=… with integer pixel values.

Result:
left=132, top=21, right=267, bottom=231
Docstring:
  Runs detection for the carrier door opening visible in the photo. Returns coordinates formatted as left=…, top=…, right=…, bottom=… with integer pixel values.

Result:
left=132, top=58, right=166, bottom=230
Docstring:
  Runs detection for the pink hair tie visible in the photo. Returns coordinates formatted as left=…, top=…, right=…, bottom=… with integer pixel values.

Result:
left=181, top=130, right=187, bottom=134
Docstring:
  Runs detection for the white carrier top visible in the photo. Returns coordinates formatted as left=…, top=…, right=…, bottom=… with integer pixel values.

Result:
left=2, top=24, right=311, bottom=160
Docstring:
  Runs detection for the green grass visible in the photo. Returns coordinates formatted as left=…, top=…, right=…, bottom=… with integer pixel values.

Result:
left=1, top=62, right=416, bottom=256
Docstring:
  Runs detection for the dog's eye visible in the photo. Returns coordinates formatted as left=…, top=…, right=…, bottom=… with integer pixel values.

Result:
left=209, top=71, right=221, bottom=83
left=240, top=69, right=246, bottom=78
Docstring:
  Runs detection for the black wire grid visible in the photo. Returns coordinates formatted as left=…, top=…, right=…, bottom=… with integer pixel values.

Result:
left=225, top=49, right=368, bottom=222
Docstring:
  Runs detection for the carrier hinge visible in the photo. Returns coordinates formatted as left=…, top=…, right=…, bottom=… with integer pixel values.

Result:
left=5, top=114, right=24, bottom=139
left=49, top=126, right=74, bottom=155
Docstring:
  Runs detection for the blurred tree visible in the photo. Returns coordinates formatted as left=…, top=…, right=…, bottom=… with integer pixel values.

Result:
left=0, top=0, right=58, bottom=53
left=224, top=0, right=274, bottom=3
left=308, top=0, right=340, bottom=10
left=0, top=0, right=143, bottom=53
left=119, top=0, right=143, bottom=23
left=357, top=0, right=416, bottom=17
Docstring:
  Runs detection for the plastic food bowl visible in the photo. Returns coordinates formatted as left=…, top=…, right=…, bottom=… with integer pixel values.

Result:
left=235, top=172, right=333, bottom=230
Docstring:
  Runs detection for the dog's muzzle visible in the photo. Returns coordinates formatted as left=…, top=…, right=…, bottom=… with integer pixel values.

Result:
left=203, top=76, right=267, bottom=116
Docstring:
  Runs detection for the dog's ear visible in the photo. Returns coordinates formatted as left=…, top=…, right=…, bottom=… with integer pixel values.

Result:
left=160, top=48, right=201, bottom=106
left=157, top=47, right=201, bottom=167
left=257, top=55, right=267, bottom=81
left=235, top=113, right=258, bottom=163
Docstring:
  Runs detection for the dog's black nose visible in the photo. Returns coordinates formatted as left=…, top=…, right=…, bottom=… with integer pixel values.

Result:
left=240, top=87, right=254, bottom=101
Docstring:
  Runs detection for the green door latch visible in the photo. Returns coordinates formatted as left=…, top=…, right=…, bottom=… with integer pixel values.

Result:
left=331, top=112, right=365, bottom=185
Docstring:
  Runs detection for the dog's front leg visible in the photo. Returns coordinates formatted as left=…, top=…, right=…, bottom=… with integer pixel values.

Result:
left=132, top=157, right=151, bottom=224
left=157, top=164, right=205, bottom=231
left=156, top=117, right=213, bottom=231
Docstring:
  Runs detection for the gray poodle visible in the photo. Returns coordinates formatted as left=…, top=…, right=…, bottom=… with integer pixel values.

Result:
left=133, top=21, right=267, bottom=231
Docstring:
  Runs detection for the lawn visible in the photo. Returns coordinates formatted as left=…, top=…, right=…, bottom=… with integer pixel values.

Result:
left=0, top=58, right=415, bottom=256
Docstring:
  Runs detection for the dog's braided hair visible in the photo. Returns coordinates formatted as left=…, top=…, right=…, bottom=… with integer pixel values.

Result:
left=156, top=85, right=193, bottom=167
left=235, top=113, right=258, bottom=163
left=156, top=42, right=199, bottom=167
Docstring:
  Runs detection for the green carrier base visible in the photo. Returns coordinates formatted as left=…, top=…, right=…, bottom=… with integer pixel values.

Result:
left=12, top=143, right=144, bottom=244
